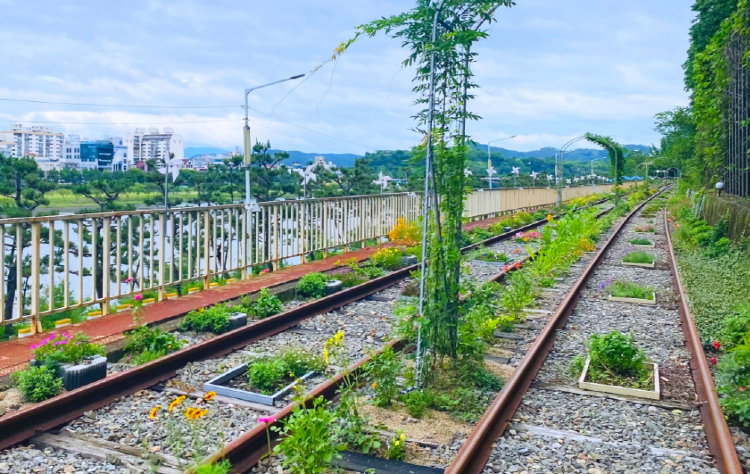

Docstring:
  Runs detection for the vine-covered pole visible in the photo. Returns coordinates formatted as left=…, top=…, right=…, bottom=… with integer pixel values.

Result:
left=415, top=0, right=448, bottom=389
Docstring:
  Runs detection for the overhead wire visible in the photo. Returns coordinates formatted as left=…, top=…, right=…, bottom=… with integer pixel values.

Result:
left=0, top=98, right=240, bottom=109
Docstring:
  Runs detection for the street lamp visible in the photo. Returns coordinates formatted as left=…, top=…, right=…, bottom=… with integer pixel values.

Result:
left=243, top=74, right=305, bottom=210
left=487, top=135, right=516, bottom=188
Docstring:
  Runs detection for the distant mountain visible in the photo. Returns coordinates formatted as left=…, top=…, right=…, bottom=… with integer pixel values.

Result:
left=185, top=147, right=230, bottom=158
left=485, top=144, right=651, bottom=162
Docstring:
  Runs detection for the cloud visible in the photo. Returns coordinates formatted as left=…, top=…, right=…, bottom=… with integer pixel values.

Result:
left=0, top=0, right=694, bottom=154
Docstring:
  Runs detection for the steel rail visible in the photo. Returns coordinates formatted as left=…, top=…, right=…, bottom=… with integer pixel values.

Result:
left=0, top=198, right=614, bottom=451
left=664, top=208, right=742, bottom=474
left=445, top=189, right=665, bottom=474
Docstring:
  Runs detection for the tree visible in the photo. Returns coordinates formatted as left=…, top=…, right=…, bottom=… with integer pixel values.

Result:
left=312, top=157, right=378, bottom=197
left=684, top=0, right=738, bottom=92
left=73, top=177, right=133, bottom=212
left=220, top=155, right=245, bottom=203
left=0, top=155, right=57, bottom=323
left=250, top=141, right=298, bottom=202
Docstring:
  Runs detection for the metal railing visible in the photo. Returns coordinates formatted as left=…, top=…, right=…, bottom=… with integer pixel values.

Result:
left=0, top=184, right=629, bottom=333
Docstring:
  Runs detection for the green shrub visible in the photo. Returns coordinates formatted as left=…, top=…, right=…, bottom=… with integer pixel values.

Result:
left=247, top=349, right=325, bottom=394
left=468, top=226, right=493, bottom=242
left=622, top=251, right=655, bottom=264
left=366, top=346, right=400, bottom=407
left=401, top=390, right=430, bottom=418
left=571, top=331, right=649, bottom=389
left=124, top=325, right=185, bottom=365
left=716, top=343, right=750, bottom=426
left=297, top=273, right=329, bottom=299
left=361, top=265, right=386, bottom=279
left=181, top=304, right=231, bottom=334
left=248, top=288, right=283, bottom=318
left=629, top=238, right=652, bottom=246
left=720, top=303, right=750, bottom=350
left=336, top=270, right=367, bottom=288
left=370, top=247, right=404, bottom=271
left=32, top=332, right=105, bottom=365
left=404, top=245, right=423, bottom=262
left=195, top=461, right=231, bottom=474
left=707, top=237, right=732, bottom=258
left=12, top=366, right=63, bottom=402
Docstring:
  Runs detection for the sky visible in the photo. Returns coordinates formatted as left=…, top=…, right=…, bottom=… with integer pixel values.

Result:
left=0, top=0, right=695, bottom=155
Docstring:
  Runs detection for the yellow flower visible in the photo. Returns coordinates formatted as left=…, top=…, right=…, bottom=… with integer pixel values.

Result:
left=205, top=391, right=216, bottom=401
left=523, top=237, right=529, bottom=242
left=372, top=382, right=377, bottom=389
left=149, top=406, right=162, bottom=420
left=198, top=308, right=205, bottom=313
left=334, top=331, right=344, bottom=343
left=185, top=407, right=197, bottom=419
left=169, top=395, right=186, bottom=412
left=546, top=214, right=553, bottom=222
left=394, top=440, right=399, bottom=446
left=400, top=434, right=406, bottom=441
left=324, top=347, right=330, bottom=364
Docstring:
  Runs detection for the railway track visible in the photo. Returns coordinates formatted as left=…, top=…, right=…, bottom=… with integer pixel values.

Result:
left=0, top=197, right=618, bottom=473
left=444, top=189, right=743, bottom=474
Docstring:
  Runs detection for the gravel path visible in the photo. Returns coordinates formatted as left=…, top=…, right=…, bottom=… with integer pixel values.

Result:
left=482, top=203, right=720, bottom=474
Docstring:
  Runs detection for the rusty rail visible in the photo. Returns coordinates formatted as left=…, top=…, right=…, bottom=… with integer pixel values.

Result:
left=664, top=208, right=742, bottom=474
left=445, top=189, right=664, bottom=474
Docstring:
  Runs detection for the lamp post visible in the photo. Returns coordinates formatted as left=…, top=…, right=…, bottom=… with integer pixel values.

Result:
left=486, top=135, right=516, bottom=188
left=242, top=74, right=304, bottom=276
left=243, top=74, right=305, bottom=210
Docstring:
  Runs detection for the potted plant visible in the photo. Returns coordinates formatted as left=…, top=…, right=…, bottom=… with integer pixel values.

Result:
left=621, top=250, right=656, bottom=268
left=204, top=348, right=324, bottom=406
left=30, top=332, right=107, bottom=391
left=571, top=331, right=659, bottom=400
left=604, top=280, right=656, bottom=305
left=634, top=225, right=655, bottom=233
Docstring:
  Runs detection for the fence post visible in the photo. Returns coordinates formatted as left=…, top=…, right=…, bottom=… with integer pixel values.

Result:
left=203, top=210, right=210, bottom=290
left=102, top=217, right=111, bottom=315
left=30, top=222, right=41, bottom=334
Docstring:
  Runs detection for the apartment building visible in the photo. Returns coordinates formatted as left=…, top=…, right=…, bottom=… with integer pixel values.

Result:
left=122, top=127, right=184, bottom=169
left=0, top=124, right=65, bottom=161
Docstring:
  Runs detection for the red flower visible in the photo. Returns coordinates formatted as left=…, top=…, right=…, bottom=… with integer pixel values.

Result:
left=710, top=357, right=717, bottom=365
left=740, top=386, right=745, bottom=392
left=714, top=341, right=721, bottom=350
left=503, top=265, right=509, bottom=272
left=514, top=262, right=521, bottom=269
left=667, top=218, right=672, bottom=222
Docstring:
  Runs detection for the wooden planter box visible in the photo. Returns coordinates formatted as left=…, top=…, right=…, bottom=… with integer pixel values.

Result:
left=17, top=327, right=33, bottom=338
left=620, top=260, right=656, bottom=268
left=203, top=363, right=315, bottom=406
left=607, top=293, right=656, bottom=305
left=143, top=298, right=155, bottom=305
left=630, top=242, right=655, bottom=248
left=188, top=287, right=200, bottom=294
left=578, top=357, right=660, bottom=400
left=634, top=230, right=656, bottom=234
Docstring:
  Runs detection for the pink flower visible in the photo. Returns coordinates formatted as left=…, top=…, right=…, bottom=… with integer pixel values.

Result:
left=741, top=387, right=745, bottom=392
left=134, top=294, right=143, bottom=301
left=710, top=357, right=717, bottom=365
left=714, top=341, right=721, bottom=350
left=260, top=268, right=270, bottom=274
left=227, top=304, right=233, bottom=308
left=259, top=416, right=276, bottom=424
left=125, top=277, right=134, bottom=283
left=30, top=344, right=38, bottom=350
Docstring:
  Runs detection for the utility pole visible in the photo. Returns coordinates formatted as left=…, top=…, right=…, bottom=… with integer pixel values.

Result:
left=486, top=135, right=516, bottom=189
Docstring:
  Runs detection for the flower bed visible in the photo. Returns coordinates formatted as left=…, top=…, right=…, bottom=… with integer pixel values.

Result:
left=621, top=250, right=656, bottom=268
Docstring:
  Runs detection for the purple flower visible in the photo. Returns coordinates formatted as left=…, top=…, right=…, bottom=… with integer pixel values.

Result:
left=30, top=344, right=38, bottom=350
left=76, top=342, right=81, bottom=346
left=598, top=278, right=614, bottom=292
left=227, top=304, right=233, bottom=308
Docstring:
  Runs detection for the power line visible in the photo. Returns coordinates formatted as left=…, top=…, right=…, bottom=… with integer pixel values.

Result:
left=0, top=97, right=240, bottom=109
left=2, top=118, right=242, bottom=125
left=246, top=106, right=376, bottom=151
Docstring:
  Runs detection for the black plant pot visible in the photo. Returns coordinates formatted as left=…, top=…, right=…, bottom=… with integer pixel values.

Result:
left=402, top=255, right=418, bottom=266
left=228, top=312, right=248, bottom=331
left=326, top=280, right=343, bottom=295
left=31, top=356, right=108, bottom=391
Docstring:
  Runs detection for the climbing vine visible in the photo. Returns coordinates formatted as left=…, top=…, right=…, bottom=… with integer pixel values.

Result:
left=336, top=0, right=514, bottom=375
left=584, top=133, right=627, bottom=185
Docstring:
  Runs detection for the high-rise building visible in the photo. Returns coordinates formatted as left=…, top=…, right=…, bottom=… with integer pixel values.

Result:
left=122, top=127, right=184, bottom=169
left=61, top=134, right=82, bottom=169
left=0, top=124, right=64, bottom=162
left=80, top=140, right=114, bottom=171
